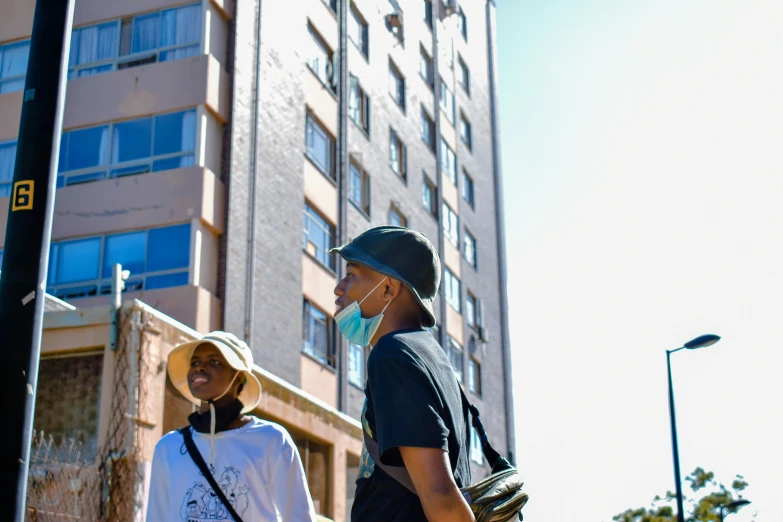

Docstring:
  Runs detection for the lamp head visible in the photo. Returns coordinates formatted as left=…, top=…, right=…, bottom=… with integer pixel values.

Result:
left=684, top=334, right=721, bottom=350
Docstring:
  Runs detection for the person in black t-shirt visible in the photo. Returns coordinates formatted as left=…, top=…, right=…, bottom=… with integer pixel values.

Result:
left=331, top=226, right=474, bottom=522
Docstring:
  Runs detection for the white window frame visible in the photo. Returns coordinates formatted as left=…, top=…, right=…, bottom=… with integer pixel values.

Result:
left=446, top=335, right=464, bottom=381
left=440, top=138, right=457, bottom=184
left=349, top=75, right=370, bottom=134
left=389, top=60, right=405, bottom=110
left=389, top=129, right=406, bottom=179
left=303, top=300, right=333, bottom=367
left=444, top=269, right=461, bottom=312
left=303, top=203, right=334, bottom=268
left=420, top=45, right=434, bottom=87
left=348, top=343, right=365, bottom=387
left=442, top=203, right=459, bottom=247
left=470, top=427, right=483, bottom=464
left=349, top=3, right=369, bottom=57
left=388, top=205, right=407, bottom=227
left=306, top=113, right=335, bottom=178
left=421, top=106, right=435, bottom=150
left=67, top=4, right=202, bottom=80
left=57, top=109, right=198, bottom=188
left=439, top=79, right=455, bottom=125
left=460, top=113, right=472, bottom=150
left=422, top=172, right=437, bottom=217
left=349, top=160, right=370, bottom=215
left=464, top=230, right=476, bottom=267
left=0, top=40, right=31, bottom=93
left=461, top=169, right=474, bottom=207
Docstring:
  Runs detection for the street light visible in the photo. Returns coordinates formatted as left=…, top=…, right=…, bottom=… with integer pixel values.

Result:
left=717, top=499, right=751, bottom=522
left=667, top=334, right=721, bottom=522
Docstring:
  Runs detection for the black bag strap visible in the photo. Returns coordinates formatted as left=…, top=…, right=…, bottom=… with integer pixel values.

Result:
left=178, top=427, right=244, bottom=522
left=362, top=380, right=511, bottom=496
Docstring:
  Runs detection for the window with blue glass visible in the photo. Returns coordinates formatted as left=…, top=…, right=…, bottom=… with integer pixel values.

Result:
left=46, top=224, right=190, bottom=299
left=306, top=113, right=334, bottom=178
left=440, top=138, right=457, bottom=184
left=57, top=109, right=196, bottom=187
left=0, top=141, right=17, bottom=197
left=348, top=344, right=365, bottom=387
left=68, top=4, right=201, bottom=79
left=303, top=203, right=334, bottom=268
left=303, top=300, right=332, bottom=367
left=0, top=40, right=30, bottom=93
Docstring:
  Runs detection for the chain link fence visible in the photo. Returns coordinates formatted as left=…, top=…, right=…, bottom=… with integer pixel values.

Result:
left=26, top=307, right=152, bottom=522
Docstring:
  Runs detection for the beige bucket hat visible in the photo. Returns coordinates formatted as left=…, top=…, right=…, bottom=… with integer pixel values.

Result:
left=167, top=331, right=262, bottom=414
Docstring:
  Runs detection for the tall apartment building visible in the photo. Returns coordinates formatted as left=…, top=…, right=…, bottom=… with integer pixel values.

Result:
left=0, top=0, right=513, bottom=516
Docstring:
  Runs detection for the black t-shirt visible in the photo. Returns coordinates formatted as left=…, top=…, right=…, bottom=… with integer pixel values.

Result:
left=351, top=329, right=471, bottom=522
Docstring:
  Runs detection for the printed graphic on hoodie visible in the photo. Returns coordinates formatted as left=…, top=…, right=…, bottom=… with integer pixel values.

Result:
left=180, top=465, right=249, bottom=522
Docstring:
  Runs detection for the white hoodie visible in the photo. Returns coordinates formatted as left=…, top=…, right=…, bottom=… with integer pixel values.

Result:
left=146, top=417, right=317, bottom=522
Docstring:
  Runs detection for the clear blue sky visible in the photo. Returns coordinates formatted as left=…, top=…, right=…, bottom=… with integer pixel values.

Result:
left=498, top=1, right=783, bottom=521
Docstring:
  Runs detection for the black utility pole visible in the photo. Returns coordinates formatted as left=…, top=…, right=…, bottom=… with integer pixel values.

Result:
left=666, top=349, right=686, bottom=522
left=0, top=0, right=74, bottom=519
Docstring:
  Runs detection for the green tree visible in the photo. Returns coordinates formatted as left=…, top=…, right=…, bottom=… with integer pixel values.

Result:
left=610, top=467, right=755, bottom=522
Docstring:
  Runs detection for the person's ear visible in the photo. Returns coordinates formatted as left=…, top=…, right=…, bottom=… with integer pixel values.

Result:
left=384, top=278, right=402, bottom=301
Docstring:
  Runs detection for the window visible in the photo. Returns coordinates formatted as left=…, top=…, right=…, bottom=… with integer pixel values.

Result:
left=439, top=79, right=455, bottom=125
left=422, top=173, right=437, bottom=217
left=303, top=300, right=332, bottom=367
left=421, top=106, right=435, bottom=151
left=466, top=292, right=478, bottom=328
left=419, top=46, right=434, bottom=87
left=458, top=55, right=470, bottom=95
left=56, top=109, right=197, bottom=187
left=349, top=161, right=370, bottom=215
left=33, top=354, right=104, bottom=461
left=457, top=6, right=468, bottom=40
left=67, top=4, right=201, bottom=79
left=46, top=224, right=191, bottom=299
left=0, top=141, right=17, bottom=197
left=349, top=4, right=369, bottom=58
left=306, top=113, right=335, bottom=178
left=389, top=60, right=405, bottom=110
left=464, top=230, right=476, bottom=267
left=445, top=335, right=464, bottom=381
left=461, top=169, right=475, bottom=207
left=442, top=203, right=459, bottom=247
left=306, top=24, right=335, bottom=91
left=349, top=75, right=371, bottom=134
left=424, top=0, right=433, bottom=28
left=293, top=435, right=331, bottom=516
left=460, top=113, right=472, bottom=150
left=468, top=358, right=481, bottom=396
left=389, top=129, right=407, bottom=180
left=0, top=40, right=30, bottom=93
left=470, top=426, right=483, bottom=464
left=440, top=138, right=457, bottom=184
left=303, top=203, right=334, bottom=268
left=348, top=344, right=365, bottom=387
left=444, top=269, right=461, bottom=312
left=388, top=205, right=407, bottom=227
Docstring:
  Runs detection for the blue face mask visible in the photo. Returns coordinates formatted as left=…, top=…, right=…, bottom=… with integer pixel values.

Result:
left=336, top=277, right=393, bottom=347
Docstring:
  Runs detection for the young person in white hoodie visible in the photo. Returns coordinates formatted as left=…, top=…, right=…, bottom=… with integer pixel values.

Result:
left=146, top=331, right=317, bottom=522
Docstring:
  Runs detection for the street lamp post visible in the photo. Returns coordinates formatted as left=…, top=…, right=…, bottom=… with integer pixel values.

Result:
left=717, top=499, right=751, bottom=522
left=666, top=334, right=721, bottom=522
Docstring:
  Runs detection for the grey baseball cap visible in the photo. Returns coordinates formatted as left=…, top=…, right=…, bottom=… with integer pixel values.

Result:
left=330, top=226, right=441, bottom=328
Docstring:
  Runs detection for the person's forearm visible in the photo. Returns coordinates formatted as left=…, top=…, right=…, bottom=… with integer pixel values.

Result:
left=420, top=488, right=475, bottom=522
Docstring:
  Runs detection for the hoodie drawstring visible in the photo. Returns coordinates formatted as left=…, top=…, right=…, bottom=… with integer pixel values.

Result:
left=205, top=372, right=240, bottom=468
